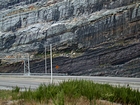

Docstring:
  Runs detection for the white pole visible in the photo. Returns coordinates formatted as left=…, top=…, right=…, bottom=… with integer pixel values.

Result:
left=45, top=46, right=47, bottom=74
left=24, top=60, right=25, bottom=75
left=28, top=53, right=30, bottom=76
left=50, top=44, right=53, bottom=83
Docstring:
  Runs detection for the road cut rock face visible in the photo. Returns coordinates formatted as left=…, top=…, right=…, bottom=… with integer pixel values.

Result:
left=0, top=0, right=140, bottom=77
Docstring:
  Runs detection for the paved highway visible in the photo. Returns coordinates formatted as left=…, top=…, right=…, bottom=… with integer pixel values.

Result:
left=0, top=75, right=140, bottom=91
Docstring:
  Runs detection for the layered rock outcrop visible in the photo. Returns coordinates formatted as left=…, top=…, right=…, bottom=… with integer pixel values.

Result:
left=0, top=0, right=140, bottom=77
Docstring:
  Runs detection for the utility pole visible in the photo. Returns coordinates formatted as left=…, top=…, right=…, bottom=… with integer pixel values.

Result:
left=37, top=42, right=47, bottom=74
left=23, top=53, right=30, bottom=76
left=50, top=44, right=53, bottom=84
left=45, top=46, right=47, bottom=74
left=24, top=60, right=26, bottom=74
left=27, top=53, right=30, bottom=76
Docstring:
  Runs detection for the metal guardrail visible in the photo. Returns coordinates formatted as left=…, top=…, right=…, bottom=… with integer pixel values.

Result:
left=0, top=73, right=68, bottom=76
left=0, top=73, right=24, bottom=75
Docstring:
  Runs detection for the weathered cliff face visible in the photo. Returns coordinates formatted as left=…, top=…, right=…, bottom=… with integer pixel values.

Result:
left=0, top=0, right=140, bottom=77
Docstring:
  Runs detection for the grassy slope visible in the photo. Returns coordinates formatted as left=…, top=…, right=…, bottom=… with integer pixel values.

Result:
left=0, top=80, right=140, bottom=105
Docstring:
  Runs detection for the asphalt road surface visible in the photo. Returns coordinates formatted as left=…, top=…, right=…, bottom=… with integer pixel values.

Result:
left=0, top=75, right=140, bottom=91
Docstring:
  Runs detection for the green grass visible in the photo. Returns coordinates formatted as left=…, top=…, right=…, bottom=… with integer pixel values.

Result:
left=0, top=90, right=12, bottom=100
left=0, top=80, right=140, bottom=105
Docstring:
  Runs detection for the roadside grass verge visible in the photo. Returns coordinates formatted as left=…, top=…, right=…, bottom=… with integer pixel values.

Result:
left=0, top=80, right=140, bottom=105
left=0, top=90, right=12, bottom=100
